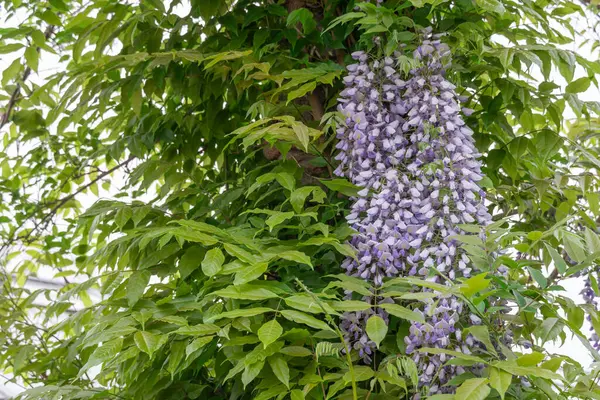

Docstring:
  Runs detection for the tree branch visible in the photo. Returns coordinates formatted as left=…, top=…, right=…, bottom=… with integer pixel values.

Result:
left=0, top=156, right=134, bottom=254
left=0, top=24, right=55, bottom=131
left=24, top=156, right=135, bottom=242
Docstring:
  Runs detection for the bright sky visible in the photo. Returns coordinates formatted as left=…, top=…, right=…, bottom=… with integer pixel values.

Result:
left=0, top=1, right=599, bottom=397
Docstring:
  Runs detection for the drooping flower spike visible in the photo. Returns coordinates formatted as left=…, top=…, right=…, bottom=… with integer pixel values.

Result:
left=335, top=29, right=492, bottom=393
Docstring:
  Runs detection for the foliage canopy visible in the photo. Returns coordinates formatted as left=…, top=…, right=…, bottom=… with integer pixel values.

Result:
left=2, top=0, right=600, bottom=399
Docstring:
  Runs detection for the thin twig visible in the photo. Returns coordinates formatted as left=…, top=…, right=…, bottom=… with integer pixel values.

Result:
left=0, top=156, right=134, bottom=254
left=0, top=24, right=55, bottom=131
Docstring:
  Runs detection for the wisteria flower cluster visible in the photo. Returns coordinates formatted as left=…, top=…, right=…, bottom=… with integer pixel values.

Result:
left=335, top=29, right=492, bottom=393
left=581, top=276, right=600, bottom=350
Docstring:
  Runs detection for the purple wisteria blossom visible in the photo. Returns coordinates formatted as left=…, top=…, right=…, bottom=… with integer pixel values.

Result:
left=335, top=29, right=492, bottom=393
left=581, top=276, right=600, bottom=350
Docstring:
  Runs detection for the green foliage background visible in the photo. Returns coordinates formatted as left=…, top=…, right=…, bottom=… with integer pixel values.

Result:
left=1, top=0, right=600, bottom=399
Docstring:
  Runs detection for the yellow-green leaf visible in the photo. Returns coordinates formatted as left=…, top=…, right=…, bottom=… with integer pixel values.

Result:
left=455, top=378, right=491, bottom=400
left=365, top=315, right=387, bottom=349
left=258, top=320, right=283, bottom=349
left=280, top=310, right=333, bottom=331
left=134, top=331, right=164, bottom=358
left=268, top=355, right=290, bottom=388
left=202, top=248, right=225, bottom=277
left=489, top=367, right=512, bottom=400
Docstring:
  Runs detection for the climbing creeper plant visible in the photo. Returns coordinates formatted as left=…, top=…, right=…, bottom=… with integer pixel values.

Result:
left=1, top=0, right=600, bottom=399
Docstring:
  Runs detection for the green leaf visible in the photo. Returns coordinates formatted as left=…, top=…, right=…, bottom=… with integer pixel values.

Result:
left=290, top=187, right=319, bottom=213
left=533, top=130, right=562, bottom=160
left=284, top=294, right=336, bottom=314
left=461, top=273, right=491, bottom=298
left=383, top=277, right=457, bottom=294
left=324, top=12, right=365, bottom=33
left=378, top=303, right=425, bottom=323
left=40, top=10, right=62, bottom=25
left=455, top=378, right=491, bottom=400
left=179, top=246, right=205, bottom=279
left=493, top=361, right=563, bottom=381
left=258, top=320, right=283, bottom=349
left=172, top=324, right=220, bottom=336
left=2, top=59, right=21, bottom=85
left=561, top=232, right=586, bottom=264
left=526, top=267, right=547, bottom=289
left=288, top=82, right=316, bottom=107
left=276, top=250, right=313, bottom=267
left=508, top=136, right=530, bottom=160
left=535, top=317, right=564, bottom=344
left=567, top=306, right=585, bottom=330
left=585, top=227, right=600, bottom=253
left=366, top=315, right=387, bottom=349
left=173, top=227, right=219, bottom=245
left=279, top=346, right=312, bottom=357
left=319, top=178, right=360, bottom=197
left=49, top=0, right=69, bottom=11
left=204, top=50, right=252, bottom=69
left=24, top=46, right=39, bottom=72
left=286, top=8, right=316, bottom=35
left=158, top=316, right=188, bottom=326
left=115, top=207, right=132, bottom=229
left=186, top=336, right=214, bottom=357
left=208, top=307, right=273, bottom=322
left=467, top=325, right=497, bottom=356
left=395, top=292, right=439, bottom=301
left=517, top=352, right=545, bottom=367
left=330, top=300, right=372, bottom=312
left=451, top=234, right=484, bottom=247
left=565, top=77, right=591, bottom=94
left=475, top=0, right=505, bottom=14
left=545, top=244, right=567, bottom=274
left=131, top=86, right=142, bottom=117
left=418, top=347, right=486, bottom=363
left=134, top=331, right=164, bottom=358
left=13, top=346, right=34, bottom=374
left=489, top=367, right=512, bottom=400
left=214, top=284, right=278, bottom=300
left=409, top=0, right=449, bottom=6
left=202, top=248, right=225, bottom=277
left=79, top=338, right=122, bottom=377
left=290, top=389, right=305, bottom=400
left=242, top=361, right=264, bottom=388
left=275, top=172, right=296, bottom=191
left=234, top=262, right=268, bottom=285
left=280, top=310, right=333, bottom=331
left=267, top=355, right=290, bottom=388
left=167, top=341, right=186, bottom=376
left=0, top=43, right=23, bottom=54
left=224, top=243, right=259, bottom=263
left=343, top=365, right=374, bottom=383
left=265, top=211, right=295, bottom=231
left=126, top=270, right=150, bottom=307
left=494, top=48, right=514, bottom=70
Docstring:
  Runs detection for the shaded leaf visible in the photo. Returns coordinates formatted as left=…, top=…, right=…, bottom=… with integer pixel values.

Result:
left=268, top=355, right=290, bottom=388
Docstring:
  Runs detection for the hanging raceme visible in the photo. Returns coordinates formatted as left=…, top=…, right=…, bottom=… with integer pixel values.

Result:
left=335, top=29, right=495, bottom=393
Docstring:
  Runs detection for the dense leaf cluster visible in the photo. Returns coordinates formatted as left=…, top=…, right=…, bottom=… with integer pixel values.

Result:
left=1, top=0, right=600, bottom=399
